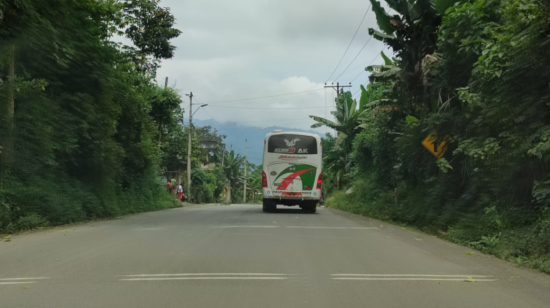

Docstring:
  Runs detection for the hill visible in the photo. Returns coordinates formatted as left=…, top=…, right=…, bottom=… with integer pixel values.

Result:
left=192, top=119, right=326, bottom=165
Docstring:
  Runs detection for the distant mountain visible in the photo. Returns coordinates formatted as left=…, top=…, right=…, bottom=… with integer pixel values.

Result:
left=193, top=119, right=325, bottom=165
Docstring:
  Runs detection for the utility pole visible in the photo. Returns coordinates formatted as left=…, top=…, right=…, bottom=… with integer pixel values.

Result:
left=325, top=82, right=352, bottom=185
left=221, top=144, right=225, bottom=167
left=243, top=139, right=247, bottom=204
left=187, top=92, right=193, bottom=201
left=324, top=82, right=352, bottom=99
left=164, top=77, right=168, bottom=89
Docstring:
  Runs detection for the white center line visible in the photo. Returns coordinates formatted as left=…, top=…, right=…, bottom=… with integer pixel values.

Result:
left=213, top=226, right=378, bottom=229
left=286, top=226, right=378, bottom=230
left=333, top=278, right=496, bottom=282
left=0, top=277, right=49, bottom=281
left=0, top=282, right=39, bottom=285
left=213, top=226, right=280, bottom=228
left=331, top=274, right=493, bottom=278
left=124, top=273, right=290, bottom=277
left=120, top=277, right=288, bottom=281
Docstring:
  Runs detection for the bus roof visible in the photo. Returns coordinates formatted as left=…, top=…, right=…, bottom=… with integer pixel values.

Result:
left=265, top=131, right=321, bottom=139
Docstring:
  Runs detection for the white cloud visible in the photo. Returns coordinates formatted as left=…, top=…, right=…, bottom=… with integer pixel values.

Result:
left=153, top=0, right=389, bottom=133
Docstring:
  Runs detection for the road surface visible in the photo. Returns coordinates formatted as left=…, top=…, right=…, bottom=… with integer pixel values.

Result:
left=1, top=204, right=550, bottom=308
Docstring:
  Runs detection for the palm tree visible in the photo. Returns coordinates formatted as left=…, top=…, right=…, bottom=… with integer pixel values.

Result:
left=321, top=134, right=351, bottom=190
left=310, top=91, right=362, bottom=150
left=310, top=85, right=384, bottom=189
left=222, top=150, right=245, bottom=202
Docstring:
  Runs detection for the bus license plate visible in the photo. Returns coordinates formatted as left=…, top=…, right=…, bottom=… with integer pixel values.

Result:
left=282, top=192, right=302, bottom=198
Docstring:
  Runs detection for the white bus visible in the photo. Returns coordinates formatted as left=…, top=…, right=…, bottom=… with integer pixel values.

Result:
left=261, top=130, right=322, bottom=213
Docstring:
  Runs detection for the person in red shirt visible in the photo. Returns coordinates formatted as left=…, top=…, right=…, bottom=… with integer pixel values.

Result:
left=166, top=181, right=173, bottom=194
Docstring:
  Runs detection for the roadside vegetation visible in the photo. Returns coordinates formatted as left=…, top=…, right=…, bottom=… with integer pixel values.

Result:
left=0, top=0, right=256, bottom=233
left=314, top=0, right=550, bottom=273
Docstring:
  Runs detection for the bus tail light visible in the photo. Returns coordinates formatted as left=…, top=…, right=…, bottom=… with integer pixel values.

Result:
left=316, top=173, right=322, bottom=189
left=262, top=170, right=268, bottom=188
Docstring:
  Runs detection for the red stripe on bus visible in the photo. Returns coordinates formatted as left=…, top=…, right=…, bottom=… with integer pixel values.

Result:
left=276, top=168, right=314, bottom=190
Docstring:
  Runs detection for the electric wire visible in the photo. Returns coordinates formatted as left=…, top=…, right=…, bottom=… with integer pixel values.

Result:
left=333, top=35, right=374, bottom=81
left=324, top=5, right=371, bottom=82
left=201, top=88, right=323, bottom=105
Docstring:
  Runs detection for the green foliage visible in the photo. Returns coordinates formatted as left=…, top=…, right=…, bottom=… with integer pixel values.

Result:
left=405, top=115, right=419, bottom=125
left=16, top=213, right=49, bottom=231
left=436, top=158, right=453, bottom=173
left=222, top=150, right=245, bottom=203
left=111, top=0, right=182, bottom=76
left=0, top=0, right=181, bottom=232
left=310, top=90, right=368, bottom=151
left=324, top=0, right=550, bottom=272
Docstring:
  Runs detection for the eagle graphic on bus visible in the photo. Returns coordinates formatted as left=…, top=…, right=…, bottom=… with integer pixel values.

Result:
left=284, top=137, right=300, bottom=147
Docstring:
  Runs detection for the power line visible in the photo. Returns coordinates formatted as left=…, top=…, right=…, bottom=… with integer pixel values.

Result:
left=239, top=86, right=324, bottom=120
left=352, top=87, right=362, bottom=98
left=350, top=53, right=381, bottom=83
left=201, top=88, right=323, bottom=105
left=324, top=5, right=371, bottom=82
left=350, top=70, right=365, bottom=83
left=333, top=35, right=374, bottom=81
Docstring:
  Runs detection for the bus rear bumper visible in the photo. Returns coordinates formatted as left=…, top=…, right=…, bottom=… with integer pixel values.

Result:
left=262, top=196, right=320, bottom=206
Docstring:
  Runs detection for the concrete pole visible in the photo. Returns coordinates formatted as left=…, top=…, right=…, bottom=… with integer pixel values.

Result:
left=243, top=139, right=247, bottom=203
left=187, top=92, right=193, bottom=200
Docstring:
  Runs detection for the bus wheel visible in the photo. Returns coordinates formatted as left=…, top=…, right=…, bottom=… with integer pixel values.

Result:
left=302, top=203, right=316, bottom=213
left=307, top=202, right=317, bottom=213
left=263, top=200, right=276, bottom=212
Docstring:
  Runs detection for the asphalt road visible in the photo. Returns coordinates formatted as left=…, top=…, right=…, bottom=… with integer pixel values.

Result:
left=1, top=204, right=550, bottom=308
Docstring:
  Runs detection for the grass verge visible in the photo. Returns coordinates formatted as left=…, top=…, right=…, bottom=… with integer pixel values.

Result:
left=326, top=176, right=550, bottom=274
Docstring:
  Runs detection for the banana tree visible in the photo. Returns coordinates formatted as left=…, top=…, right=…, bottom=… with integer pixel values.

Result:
left=324, top=146, right=352, bottom=190
left=311, top=83, right=389, bottom=188
left=367, top=0, right=448, bottom=113
left=222, top=150, right=245, bottom=202
left=310, top=91, right=366, bottom=153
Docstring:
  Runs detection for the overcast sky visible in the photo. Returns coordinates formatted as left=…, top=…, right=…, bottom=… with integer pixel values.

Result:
left=155, top=0, right=388, bottom=133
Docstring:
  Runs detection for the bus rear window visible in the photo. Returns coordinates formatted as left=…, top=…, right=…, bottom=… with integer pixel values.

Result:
left=267, top=134, right=318, bottom=154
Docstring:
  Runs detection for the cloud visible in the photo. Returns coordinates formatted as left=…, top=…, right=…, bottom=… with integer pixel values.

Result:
left=154, top=0, right=389, bottom=133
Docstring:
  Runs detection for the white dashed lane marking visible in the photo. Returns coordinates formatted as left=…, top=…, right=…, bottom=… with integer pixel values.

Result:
left=0, top=282, right=39, bottom=285
left=119, top=273, right=292, bottom=281
left=213, top=226, right=279, bottom=228
left=332, top=274, right=495, bottom=282
left=123, top=273, right=290, bottom=277
left=0, top=277, right=49, bottom=285
left=213, top=226, right=378, bottom=230
left=121, top=277, right=288, bottom=281
left=286, top=226, right=378, bottom=230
